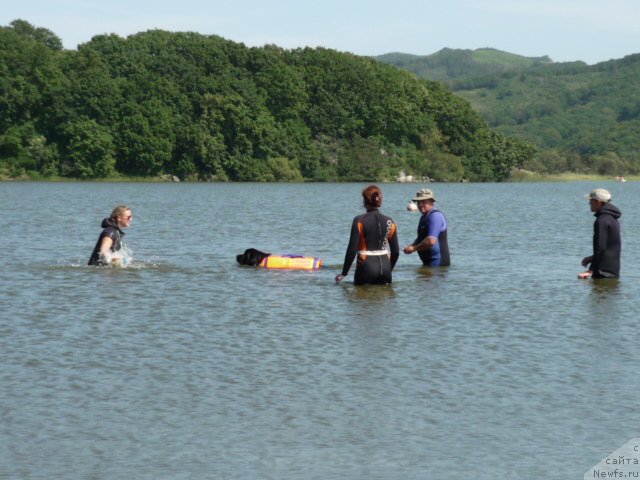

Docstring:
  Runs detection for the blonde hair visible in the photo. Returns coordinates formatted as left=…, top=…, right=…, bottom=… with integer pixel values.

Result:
left=110, top=205, right=131, bottom=220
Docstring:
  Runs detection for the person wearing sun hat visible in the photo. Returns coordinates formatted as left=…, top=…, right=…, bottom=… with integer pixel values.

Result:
left=403, top=188, right=450, bottom=267
left=578, top=188, right=621, bottom=279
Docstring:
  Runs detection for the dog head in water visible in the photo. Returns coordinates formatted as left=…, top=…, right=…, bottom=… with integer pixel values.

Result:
left=236, top=248, right=271, bottom=266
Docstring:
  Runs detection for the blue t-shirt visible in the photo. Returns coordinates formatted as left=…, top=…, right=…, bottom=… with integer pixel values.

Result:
left=416, top=209, right=448, bottom=266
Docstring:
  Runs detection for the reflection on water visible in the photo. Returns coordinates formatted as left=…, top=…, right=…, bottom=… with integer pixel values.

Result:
left=1, top=181, right=640, bottom=479
left=415, top=265, right=450, bottom=280
left=340, top=283, right=397, bottom=302
left=589, top=277, right=621, bottom=295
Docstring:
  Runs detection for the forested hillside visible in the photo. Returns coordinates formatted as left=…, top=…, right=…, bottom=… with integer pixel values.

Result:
left=0, top=20, right=534, bottom=181
left=452, top=57, right=640, bottom=174
left=377, top=47, right=640, bottom=175
left=376, top=48, right=553, bottom=83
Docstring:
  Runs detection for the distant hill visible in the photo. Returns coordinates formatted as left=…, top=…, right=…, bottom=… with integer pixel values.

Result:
left=376, top=48, right=553, bottom=83
left=377, top=48, right=640, bottom=174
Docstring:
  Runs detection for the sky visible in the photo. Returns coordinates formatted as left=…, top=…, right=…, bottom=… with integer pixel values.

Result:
left=2, top=0, right=640, bottom=65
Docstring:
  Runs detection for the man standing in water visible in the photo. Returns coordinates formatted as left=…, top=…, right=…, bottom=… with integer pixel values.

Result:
left=403, top=188, right=450, bottom=267
left=579, top=188, right=621, bottom=279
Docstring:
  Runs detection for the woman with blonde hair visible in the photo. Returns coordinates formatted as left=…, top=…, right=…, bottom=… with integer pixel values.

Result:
left=88, top=205, right=133, bottom=266
left=336, top=185, right=399, bottom=285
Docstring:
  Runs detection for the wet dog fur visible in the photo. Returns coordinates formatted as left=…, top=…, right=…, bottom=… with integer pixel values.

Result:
left=236, top=248, right=271, bottom=266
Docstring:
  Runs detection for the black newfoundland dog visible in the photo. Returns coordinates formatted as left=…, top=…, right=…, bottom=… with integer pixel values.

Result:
left=236, top=248, right=271, bottom=266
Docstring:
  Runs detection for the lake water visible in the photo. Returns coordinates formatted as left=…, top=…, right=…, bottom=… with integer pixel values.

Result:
left=1, top=181, right=639, bottom=479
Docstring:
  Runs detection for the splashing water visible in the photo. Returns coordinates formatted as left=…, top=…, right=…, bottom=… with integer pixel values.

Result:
left=105, top=245, right=134, bottom=268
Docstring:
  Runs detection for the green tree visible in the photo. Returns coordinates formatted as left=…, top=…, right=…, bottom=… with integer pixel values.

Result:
left=1, top=21, right=538, bottom=181
left=59, top=118, right=115, bottom=177
left=9, top=19, right=62, bottom=50
left=114, top=106, right=174, bottom=176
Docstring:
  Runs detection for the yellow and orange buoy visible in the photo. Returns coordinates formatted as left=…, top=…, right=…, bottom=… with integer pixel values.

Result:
left=259, top=254, right=322, bottom=270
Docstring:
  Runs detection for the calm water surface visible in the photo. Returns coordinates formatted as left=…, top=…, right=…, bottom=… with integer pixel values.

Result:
left=1, top=181, right=639, bottom=479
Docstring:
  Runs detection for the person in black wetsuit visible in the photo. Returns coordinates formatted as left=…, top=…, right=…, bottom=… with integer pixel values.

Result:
left=579, top=188, right=621, bottom=279
left=335, top=185, right=400, bottom=285
left=88, top=205, right=133, bottom=266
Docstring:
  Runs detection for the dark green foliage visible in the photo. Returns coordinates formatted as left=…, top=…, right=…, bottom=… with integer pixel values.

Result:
left=0, top=20, right=533, bottom=181
left=8, top=19, right=63, bottom=51
left=58, top=117, right=115, bottom=178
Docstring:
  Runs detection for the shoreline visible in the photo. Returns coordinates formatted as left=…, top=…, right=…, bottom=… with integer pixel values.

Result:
left=508, top=170, right=637, bottom=182
left=1, top=171, right=636, bottom=183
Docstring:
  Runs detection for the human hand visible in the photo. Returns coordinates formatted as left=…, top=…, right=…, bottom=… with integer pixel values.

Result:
left=403, top=245, right=415, bottom=254
left=578, top=271, right=592, bottom=279
left=335, top=274, right=344, bottom=283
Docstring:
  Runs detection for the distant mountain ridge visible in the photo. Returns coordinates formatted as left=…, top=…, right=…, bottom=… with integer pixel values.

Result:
left=377, top=48, right=640, bottom=175
left=376, top=48, right=555, bottom=83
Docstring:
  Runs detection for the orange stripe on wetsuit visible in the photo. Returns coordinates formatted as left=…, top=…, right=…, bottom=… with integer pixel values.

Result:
left=357, top=222, right=367, bottom=261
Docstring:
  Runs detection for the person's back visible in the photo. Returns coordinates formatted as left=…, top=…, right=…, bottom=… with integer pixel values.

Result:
left=356, top=209, right=396, bottom=255
left=348, top=209, right=399, bottom=285
left=336, top=185, right=400, bottom=285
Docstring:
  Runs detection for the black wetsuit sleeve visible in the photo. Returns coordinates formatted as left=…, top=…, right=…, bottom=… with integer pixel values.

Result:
left=591, top=216, right=609, bottom=271
left=389, top=223, right=400, bottom=270
left=341, top=217, right=360, bottom=276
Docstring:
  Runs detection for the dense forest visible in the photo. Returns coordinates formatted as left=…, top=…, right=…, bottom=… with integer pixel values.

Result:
left=0, top=20, right=535, bottom=182
left=377, top=48, right=640, bottom=175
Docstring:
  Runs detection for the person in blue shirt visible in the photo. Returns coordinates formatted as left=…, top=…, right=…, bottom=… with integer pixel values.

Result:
left=403, top=188, right=450, bottom=267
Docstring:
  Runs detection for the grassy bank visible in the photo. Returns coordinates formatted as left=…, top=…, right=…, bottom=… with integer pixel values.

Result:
left=2, top=168, right=637, bottom=183
left=0, top=171, right=176, bottom=182
left=509, top=170, right=637, bottom=182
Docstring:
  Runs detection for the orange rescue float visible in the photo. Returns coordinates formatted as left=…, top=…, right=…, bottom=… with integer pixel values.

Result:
left=259, top=254, right=322, bottom=270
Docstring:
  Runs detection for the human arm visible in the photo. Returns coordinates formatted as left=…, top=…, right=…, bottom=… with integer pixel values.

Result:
left=590, top=218, right=609, bottom=271
left=403, top=243, right=416, bottom=254
left=404, top=211, right=444, bottom=254
left=578, top=255, right=593, bottom=278
left=388, top=222, right=400, bottom=269
left=579, top=219, right=609, bottom=278
left=336, top=218, right=359, bottom=282
left=404, top=236, right=437, bottom=254
left=578, top=221, right=599, bottom=278
left=99, top=235, right=113, bottom=265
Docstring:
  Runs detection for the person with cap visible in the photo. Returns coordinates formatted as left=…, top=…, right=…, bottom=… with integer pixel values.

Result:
left=579, top=188, right=621, bottom=279
left=335, top=185, right=400, bottom=285
left=403, top=188, right=450, bottom=267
